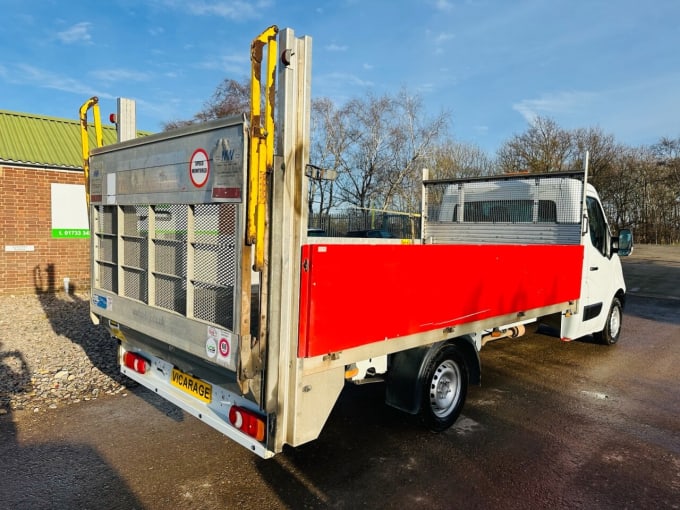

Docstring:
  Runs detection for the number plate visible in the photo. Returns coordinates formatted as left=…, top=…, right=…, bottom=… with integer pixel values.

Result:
left=170, top=368, right=212, bottom=404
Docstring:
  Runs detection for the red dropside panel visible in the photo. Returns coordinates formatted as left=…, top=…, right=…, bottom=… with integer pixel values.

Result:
left=298, top=244, right=584, bottom=358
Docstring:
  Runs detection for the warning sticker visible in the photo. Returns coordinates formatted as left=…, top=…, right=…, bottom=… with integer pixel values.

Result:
left=218, top=336, right=230, bottom=358
left=207, top=326, right=236, bottom=370
left=189, top=148, right=210, bottom=188
left=211, top=137, right=243, bottom=201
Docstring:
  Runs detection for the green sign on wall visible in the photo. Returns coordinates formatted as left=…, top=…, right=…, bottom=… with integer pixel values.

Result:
left=51, top=229, right=90, bottom=239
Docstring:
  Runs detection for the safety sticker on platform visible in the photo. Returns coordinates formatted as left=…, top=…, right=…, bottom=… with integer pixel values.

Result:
left=189, top=148, right=210, bottom=188
left=207, top=326, right=236, bottom=370
left=92, top=294, right=112, bottom=311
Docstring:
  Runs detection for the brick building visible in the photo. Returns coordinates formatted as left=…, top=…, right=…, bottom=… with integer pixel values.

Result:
left=0, top=110, right=129, bottom=295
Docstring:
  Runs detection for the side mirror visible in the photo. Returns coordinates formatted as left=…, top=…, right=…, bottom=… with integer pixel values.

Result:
left=613, top=229, right=633, bottom=257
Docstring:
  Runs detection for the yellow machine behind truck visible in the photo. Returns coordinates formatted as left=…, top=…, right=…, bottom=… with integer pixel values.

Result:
left=86, top=27, right=632, bottom=458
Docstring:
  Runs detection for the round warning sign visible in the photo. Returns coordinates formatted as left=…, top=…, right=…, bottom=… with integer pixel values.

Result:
left=189, top=148, right=210, bottom=188
left=218, top=337, right=230, bottom=357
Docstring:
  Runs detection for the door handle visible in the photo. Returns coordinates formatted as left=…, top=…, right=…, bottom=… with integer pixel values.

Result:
left=590, top=266, right=599, bottom=271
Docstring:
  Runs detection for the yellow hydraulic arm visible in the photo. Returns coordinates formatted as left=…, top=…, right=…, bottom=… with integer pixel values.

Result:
left=238, top=25, right=278, bottom=394
left=79, top=96, right=103, bottom=208
left=248, top=25, right=278, bottom=271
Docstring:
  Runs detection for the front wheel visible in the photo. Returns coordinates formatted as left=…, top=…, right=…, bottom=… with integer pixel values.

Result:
left=594, top=297, right=622, bottom=345
left=419, top=345, right=468, bottom=432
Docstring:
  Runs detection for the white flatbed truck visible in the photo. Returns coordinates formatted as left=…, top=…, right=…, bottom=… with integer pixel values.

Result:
left=87, top=27, right=632, bottom=458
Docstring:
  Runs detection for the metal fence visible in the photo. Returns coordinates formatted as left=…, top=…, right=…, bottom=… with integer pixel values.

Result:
left=308, top=209, right=421, bottom=239
left=422, top=172, right=585, bottom=245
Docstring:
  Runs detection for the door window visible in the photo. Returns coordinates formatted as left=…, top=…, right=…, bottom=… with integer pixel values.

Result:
left=586, top=196, right=609, bottom=257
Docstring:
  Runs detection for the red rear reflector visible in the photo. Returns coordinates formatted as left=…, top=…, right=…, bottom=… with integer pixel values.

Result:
left=229, top=405, right=266, bottom=441
left=123, top=352, right=149, bottom=374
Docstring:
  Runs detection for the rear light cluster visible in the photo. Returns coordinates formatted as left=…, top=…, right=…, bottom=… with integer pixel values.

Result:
left=229, top=405, right=266, bottom=441
left=123, top=351, right=149, bottom=374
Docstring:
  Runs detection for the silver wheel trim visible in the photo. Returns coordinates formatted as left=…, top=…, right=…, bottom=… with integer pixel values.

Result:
left=610, top=305, right=621, bottom=338
left=429, top=359, right=462, bottom=418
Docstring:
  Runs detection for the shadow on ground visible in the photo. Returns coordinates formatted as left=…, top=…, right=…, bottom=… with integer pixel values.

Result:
left=32, top=263, right=187, bottom=423
left=32, top=263, right=127, bottom=385
left=0, top=341, right=143, bottom=510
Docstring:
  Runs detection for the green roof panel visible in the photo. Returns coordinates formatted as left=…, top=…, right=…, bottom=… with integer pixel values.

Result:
left=0, top=110, right=150, bottom=170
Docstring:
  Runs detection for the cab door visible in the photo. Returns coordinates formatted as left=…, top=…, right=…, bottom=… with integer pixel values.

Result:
left=561, top=192, right=625, bottom=341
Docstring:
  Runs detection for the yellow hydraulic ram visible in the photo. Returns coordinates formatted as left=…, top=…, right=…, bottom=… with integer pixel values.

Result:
left=79, top=96, right=103, bottom=209
left=248, top=25, right=278, bottom=271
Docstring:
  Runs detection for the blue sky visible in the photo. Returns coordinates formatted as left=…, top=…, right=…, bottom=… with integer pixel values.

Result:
left=1, top=0, right=678, bottom=154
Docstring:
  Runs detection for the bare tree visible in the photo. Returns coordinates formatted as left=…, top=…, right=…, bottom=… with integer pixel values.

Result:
left=497, top=116, right=573, bottom=173
left=317, top=90, right=448, bottom=213
left=601, top=146, right=648, bottom=231
left=601, top=144, right=679, bottom=244
left=653, top=136, right=680, bottom=159
left=427, top=140, right=495, bottom=179
left=333, top=93, right=393, bottom=209
left=198, top=78, right=250, bottom=120
left=163, top=78, right=250, bottom=130
left=652, top=136, right=680, bottom=189
left=308, top=97, right=348, bottom=214
left=571, top=127, right=617, bottom=180
left=381, top=89, right=449, bottom=213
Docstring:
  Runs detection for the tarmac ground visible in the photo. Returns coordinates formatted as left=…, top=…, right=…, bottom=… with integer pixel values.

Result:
left=621, top=244, right=680, bottom=301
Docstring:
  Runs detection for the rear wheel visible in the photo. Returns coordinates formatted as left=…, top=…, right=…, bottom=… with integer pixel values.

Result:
left=594, top=297, right=622, bottom=345
left=419, top=345, right=468, bottom=432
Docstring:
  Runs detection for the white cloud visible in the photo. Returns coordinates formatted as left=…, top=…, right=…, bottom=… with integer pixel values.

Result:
left=592, top=74, right=680, bottom=144
left=325, top=43, right=348, bottom=52
left=159, top=0, right=272, bottom=20
left=417, top=82, right=436, bottom=94
left=433, top=0, right=454, bottom=12
left=436, top=32, right=454, bottom=44
left=509, top=75, right=680, bottom=146
left=196, top=53, right=249, bottom=74
left=56, top=22, right=93, bottom=44
left=89, top=69, right=152, bottom=83
left=317, top=72, right=374, bottom=91
left=12, top=64, right=112, bottom=99
left=430, top=30, right=454, bottom=55
left=363, top=63, right=374, bottom=70
left=512, top=91, right=596, bottom=124
left=328, top=72, right=373, bottom=87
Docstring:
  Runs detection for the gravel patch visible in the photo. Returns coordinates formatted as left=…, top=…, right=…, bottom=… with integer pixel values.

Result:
left=0, top=291, right=134, bottom=415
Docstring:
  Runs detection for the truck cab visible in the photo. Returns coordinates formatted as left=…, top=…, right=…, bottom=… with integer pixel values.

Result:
left=427, top=170, right=632, bottom=344
left=561, top=184, right=632, bottom=343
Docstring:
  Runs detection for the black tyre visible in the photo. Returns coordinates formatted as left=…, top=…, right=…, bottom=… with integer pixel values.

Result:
left=594, top=297, right=622, bottom=345
left=419, top=345, right=468, bottom=432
